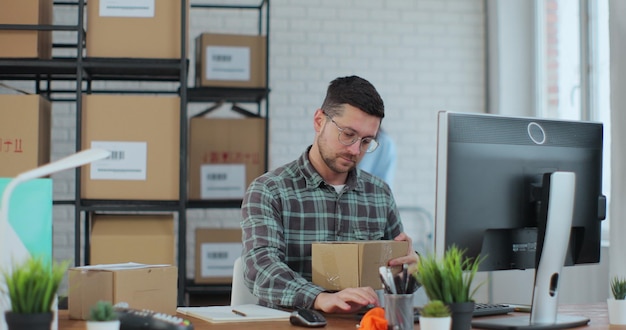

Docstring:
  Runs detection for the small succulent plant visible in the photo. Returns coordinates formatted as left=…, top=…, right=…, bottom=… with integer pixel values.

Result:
left=611, top=276, right=626, bottom=300
left=420, top=300, right=451, bottom=318
left=88, top=300, right=119, bottom=321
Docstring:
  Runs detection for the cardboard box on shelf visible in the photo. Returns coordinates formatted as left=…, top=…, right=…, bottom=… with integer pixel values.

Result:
left=80, top=94, right=180, bottom=200
left=312, top=240, right=409, bottom=291
left=194, top=228, right=242, bottom=284
left=68, top=264, right=177, bottom=320
left=0, top=0, right=53, bottom=58
left=195, top=33, right=267, bottom=88
left=86, top=0, right=188, bottom=58
left=188, top=117, right=266, bottom=200
left=90, top=213, right=175, bottom=266
left=0, top=94, right=51, bottom=177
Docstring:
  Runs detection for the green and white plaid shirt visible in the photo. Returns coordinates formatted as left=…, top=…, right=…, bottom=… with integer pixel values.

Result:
left=241, top=146, right=403, bottom=309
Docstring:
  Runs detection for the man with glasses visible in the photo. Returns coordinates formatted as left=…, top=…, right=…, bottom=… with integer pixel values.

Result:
left=241, top=75, right=419, bottom=314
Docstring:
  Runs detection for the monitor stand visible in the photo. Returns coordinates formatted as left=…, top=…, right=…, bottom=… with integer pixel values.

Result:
left=472, top=172, right=590, bottom=330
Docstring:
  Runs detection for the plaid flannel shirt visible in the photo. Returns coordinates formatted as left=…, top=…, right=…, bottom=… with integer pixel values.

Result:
left=241, top=146, right=403, bottom=309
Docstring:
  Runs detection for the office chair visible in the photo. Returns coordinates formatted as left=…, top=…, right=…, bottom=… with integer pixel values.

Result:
left=230, top=256, right=259, bottom=306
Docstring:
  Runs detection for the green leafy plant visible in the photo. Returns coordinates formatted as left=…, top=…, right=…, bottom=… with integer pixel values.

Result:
left=414, top=245, right=486, bottom=304
left=1, top=256, right=70, bottom=314
left=611, top=276, right=626, bottom=300
left=89, top=300, right=119, bottom=321
left=421, top=300, right=451, bottom=318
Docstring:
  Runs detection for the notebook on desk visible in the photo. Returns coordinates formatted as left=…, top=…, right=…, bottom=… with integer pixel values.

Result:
left=176, top=304, right=290, bottom=323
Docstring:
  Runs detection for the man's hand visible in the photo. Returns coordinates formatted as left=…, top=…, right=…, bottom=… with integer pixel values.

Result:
left=389, top=232, right=420, bottom=270
left=313, top=287, right=379, bottom=314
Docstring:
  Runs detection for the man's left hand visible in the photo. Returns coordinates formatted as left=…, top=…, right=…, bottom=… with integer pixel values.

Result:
left=388, top=232, right=419, bottom=269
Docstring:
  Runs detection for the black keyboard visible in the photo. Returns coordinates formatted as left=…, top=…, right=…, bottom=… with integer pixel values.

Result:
left=412, top=303, right=514, bottom=322
left=358, top=302, right=515, bottom=323
left=472, top=303, right=515, bottom=317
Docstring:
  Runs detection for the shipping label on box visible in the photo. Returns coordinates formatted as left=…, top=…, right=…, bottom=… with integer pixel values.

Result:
left=200, top=164, right=246, bottom=199
left=312, top=240, right=408, bottom=291
left=205, top=46, right=251, bottom=81
left=199, top=242, right=242, bottom=278
left=195, top=228, right=242, bottom=284
left=89, top=141, right=147, bottom=180
left=100, top=0, right=155, bottom=17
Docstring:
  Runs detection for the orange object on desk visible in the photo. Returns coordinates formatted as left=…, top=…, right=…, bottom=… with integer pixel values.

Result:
left=358, top=307, right=388, bottom=330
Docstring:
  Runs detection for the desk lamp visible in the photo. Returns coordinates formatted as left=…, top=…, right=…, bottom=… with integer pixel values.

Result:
left=0, top=148, right=111, bottom=330
left=0, top=148, right=111, bottom=265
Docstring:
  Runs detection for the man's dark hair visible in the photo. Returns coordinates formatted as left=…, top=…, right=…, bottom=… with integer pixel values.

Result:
left=321, top=76, right=385, bottom=119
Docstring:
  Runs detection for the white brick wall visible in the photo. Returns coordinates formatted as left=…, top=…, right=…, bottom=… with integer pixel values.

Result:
left=1, top=0, right=485, bottom=285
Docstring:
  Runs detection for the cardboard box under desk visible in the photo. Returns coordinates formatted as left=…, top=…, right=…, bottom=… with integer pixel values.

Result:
left=86, top=0, right=188, bottom=58
left=0, top=0, right=52, bottom=58
left=68, top=264, right=177, bottom=320
left=0, top=94, right=51, bottom=177
left=195, top=228, right=243, bottom=284
left=90, top=213, right=175, bottom=266
left=188, top=117, right=266, bottom=200
left=312, top=240, right=409, bottom=291
left=80, top=94, right=180, bottom=200
left=195, top=33, right=267, bottom=88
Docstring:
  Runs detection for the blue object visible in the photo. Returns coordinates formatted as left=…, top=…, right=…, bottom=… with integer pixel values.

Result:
left=358, top=129, right=397, bottom=189
left=0, top=178, right=53, bottom=264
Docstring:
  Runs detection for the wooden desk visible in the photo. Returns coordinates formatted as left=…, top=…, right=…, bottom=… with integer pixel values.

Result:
left=58, top=303, right=610, bottom=330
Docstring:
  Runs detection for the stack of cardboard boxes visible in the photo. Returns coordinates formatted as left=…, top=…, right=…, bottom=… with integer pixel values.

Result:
left=0, top=1, right=406, bottom=308
left=0, top=0, right=185, bottom=317
left=78, top=1, right=186, bottom=271
left=0, top=0, right=53, bottom=174
left=0, top=0, right=271, bottom=302
left=65, top=0, right=186, bottom=318
left=189, top=29, right=268, bottom=286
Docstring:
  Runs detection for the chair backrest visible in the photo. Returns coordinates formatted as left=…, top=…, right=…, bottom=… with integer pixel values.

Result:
left=230, top=256, right=259, bottom=306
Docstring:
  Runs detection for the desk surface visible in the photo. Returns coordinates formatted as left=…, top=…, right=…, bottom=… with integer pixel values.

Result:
left=58, top=303, right=610, bottom=330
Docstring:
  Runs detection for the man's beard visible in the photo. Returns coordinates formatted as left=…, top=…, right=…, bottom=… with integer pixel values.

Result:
left=317, top=135, right=357, bottom=174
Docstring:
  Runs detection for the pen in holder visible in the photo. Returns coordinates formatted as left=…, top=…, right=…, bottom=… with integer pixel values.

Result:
left=379, top=265, right=420, bottom=330
left=379, top=264, right=420, bottom=295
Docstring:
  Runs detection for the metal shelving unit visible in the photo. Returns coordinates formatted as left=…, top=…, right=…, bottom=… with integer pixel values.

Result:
left=181, top=0, right=270, bottom=300
left=0, top=0, right=270, bottom=306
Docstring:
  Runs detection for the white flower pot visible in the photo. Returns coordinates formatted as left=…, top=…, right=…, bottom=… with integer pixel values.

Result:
left=86, top=320, right=121, bottom=330
left=420, top=316, right=452, bottom=330
left=607, top=298, right=626, bottom=325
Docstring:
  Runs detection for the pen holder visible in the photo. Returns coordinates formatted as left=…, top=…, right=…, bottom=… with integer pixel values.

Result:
left=384, top=293, right=414, bottom=330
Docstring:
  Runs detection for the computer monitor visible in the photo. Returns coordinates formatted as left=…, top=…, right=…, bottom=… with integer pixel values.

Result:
left=435, top=111, right=606, bottom=330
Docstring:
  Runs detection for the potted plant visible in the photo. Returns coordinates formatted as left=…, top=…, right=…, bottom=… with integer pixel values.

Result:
left=420, top=300, right=452, bottom=330
left=1, top=256, right=69, bottom=330
left=86, top=300, right=120, bottom=330
left=414, top=245, right=485, bottom=330
left=607, top=276, right=626, bottom=325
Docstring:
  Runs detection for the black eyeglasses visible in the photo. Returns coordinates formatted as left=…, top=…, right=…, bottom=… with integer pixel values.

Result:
left=325, top=115, right=379, bottom=153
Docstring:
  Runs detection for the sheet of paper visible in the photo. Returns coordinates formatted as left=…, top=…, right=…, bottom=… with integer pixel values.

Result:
left=177, top=304, right=290, bottom=323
